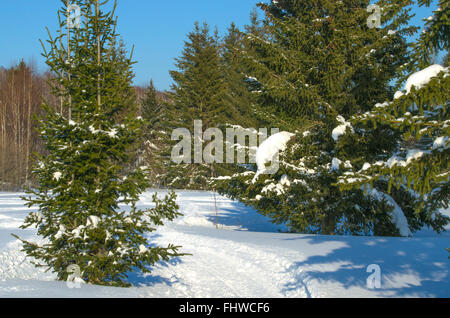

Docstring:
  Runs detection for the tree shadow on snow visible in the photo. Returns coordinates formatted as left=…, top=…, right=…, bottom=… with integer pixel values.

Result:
left=204, top=201, right=286, bottom=233
left=125, top=257, right=184, bottom=287
left=281, top=235, right=450, bottom=297
left=124, top=231, right=185, bottom=287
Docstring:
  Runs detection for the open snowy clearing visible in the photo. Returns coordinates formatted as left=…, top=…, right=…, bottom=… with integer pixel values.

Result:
left=0, top=190, right=449, bottom=298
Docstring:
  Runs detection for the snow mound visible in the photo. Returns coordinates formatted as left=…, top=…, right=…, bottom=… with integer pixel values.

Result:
left=332, top=116, right=354, bottom=141
left=369, top=188, right=412, bottom=237
left=53, top=172, right=62, bottom=181
left=433, top=136, right=448, bottom=150
left=393, top=91, right=404, bottom=99
left=404, top=64, right=448, bottom=94
left=254, top=131, right=294, bottom=177
left=0, top=191, right=449, bottom=297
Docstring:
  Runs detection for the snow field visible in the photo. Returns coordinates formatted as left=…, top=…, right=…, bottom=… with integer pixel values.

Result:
left=0, top=191, right=449, bottom=297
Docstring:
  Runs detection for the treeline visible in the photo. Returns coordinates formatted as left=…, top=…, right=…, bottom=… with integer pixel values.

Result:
left=210, top=0, right=449, bottom=237
left=0, top=61, right=158, bottom=190
left=140, top=14, right=270, bottom=189
left=137, top=0, right=449, bottom=237
left=0, top=62, right=57, bottom=190
left=0, top=11, right=266, bottom=191
left=2, top=0, right=448, bottom=238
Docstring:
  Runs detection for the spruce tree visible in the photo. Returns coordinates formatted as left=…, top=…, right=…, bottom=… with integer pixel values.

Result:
left=142, top=80, right=160, bottom=126
left=240, top=9, right=280, bottom=128
left=170, top=22, right=232, bottom=128
left=141, top=80, right=168, bottom=187
left=167, top=22, right=247, bottom=189
left=214, top=0, right=442, bottom=236
left=221, top=22, right=259, bottom=129
left=14, top=0, right=183, bottom=287
left=338, top=0, right=449, bottom=231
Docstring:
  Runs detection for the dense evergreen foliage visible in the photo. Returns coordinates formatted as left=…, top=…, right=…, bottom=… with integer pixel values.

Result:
left=162, top=22, right=260, bottom=189
left=339, top=0, right=449, bottom=229
left=9, top=1, right=449, bottom=288
left=15, top=0, right=183, bottom=287
left=213, top=0, right=449, bottom=236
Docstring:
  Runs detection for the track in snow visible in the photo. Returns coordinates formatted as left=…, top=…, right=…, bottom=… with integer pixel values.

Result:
left=0, top=190, right=449, bottom=298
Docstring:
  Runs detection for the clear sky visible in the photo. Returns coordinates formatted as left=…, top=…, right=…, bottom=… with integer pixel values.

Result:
left=0, top=1, right=439, bottom=91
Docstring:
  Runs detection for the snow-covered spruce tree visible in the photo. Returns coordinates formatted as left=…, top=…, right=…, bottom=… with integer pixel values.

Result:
left=338, top=0, right=449, bottom=232
left=221, top=22, right=260, bottom=130
left=14, top=0, right=183, bottom=287
left=141, top=80, right=171, bottom=187
left=166, top=22, right=249, bottom=189
left=214, top=0, right=439, bottom=236
left=221, top=13, right=286, bottom=129
left=239, top=9, right=286, bottom=129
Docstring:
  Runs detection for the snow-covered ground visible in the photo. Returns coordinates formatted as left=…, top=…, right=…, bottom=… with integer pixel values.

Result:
left=0, top=190, right=449, bottom=298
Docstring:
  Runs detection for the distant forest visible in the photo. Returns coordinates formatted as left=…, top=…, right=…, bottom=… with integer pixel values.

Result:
left=0, top=61, right=162, bottom=190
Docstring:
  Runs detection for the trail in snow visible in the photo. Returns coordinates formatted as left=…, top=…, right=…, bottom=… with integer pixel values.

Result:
left=0, top=190, right=449, bottom=298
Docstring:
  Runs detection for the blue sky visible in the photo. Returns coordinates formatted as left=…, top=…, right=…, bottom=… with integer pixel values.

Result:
left=0, top=1, right=439, bottom=91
